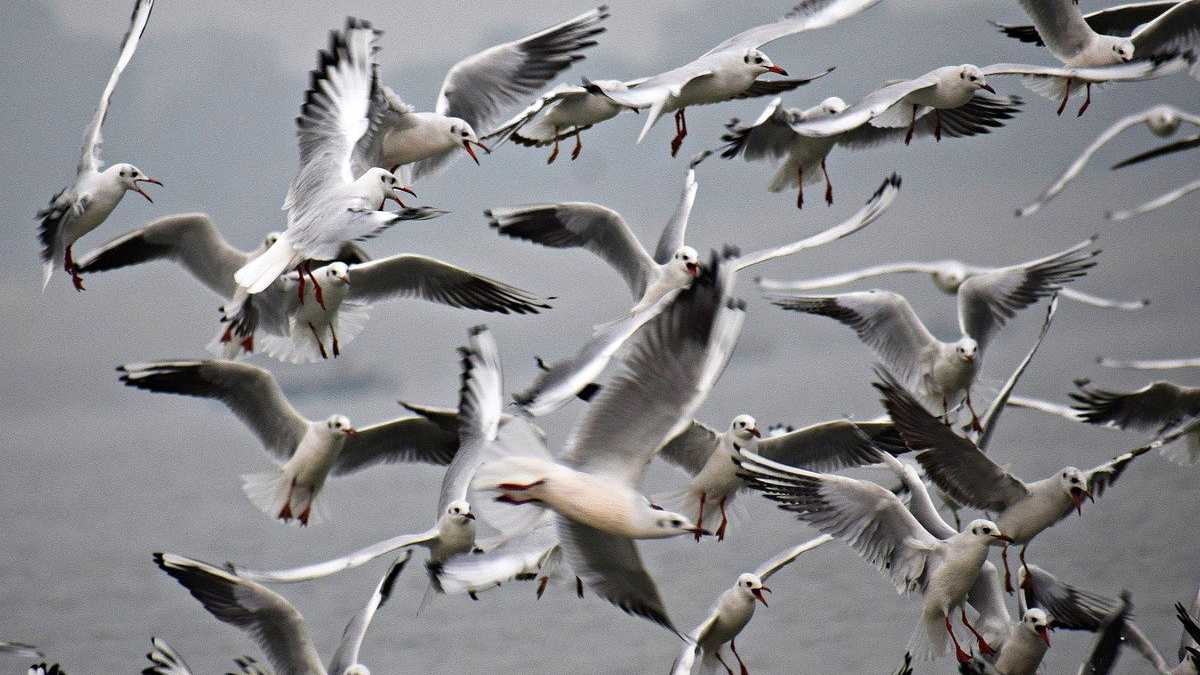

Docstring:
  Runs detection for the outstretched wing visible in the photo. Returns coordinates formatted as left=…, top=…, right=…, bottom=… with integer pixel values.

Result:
left=1011, top=0, right=1097, bottom=61
left=1131, top=0, right=1200, bottom=57
left=653, top=169, right=699, bottom=265
left=657, top=421, right=723, bottom=477
left=345, top=254, right=550, bottom=313
left=1070, top=380, right=1200, bottom=434
left=837, top=95, right=1024, bottom=149
left=332, top=415, right=459, bottom=476
left=327, top=552, right=412, bottom=675
left=994, top=2, right=1179, bottom=46
left=974, top=296, right=1059, bottom=451
left=754, top=419, right=908, bottom=472
left=1107, top=176, right=1200, bottom=221
left=787, top=76, right=940, bottom=138
left=703, top=0, right=881, bottom=53
left=757, top=261, right=944, bottom=293
left=751, top=533, right=835, bottom=581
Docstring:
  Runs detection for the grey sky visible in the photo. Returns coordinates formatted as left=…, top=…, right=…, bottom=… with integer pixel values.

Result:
left=2, top=1, right=1197, bottom=673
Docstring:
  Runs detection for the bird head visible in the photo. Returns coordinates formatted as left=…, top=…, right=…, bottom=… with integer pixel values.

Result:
left=448, top=119, right=491, bottom=164
left=1059, top=467, right=1092, bottom=515
left=968, top=518, right=1012, bottom=546
left=955, top=337, right=979, bottom=364
left=743, top=48, right=787, bottom=76
left=730, top=414, right=761, bottom=442
left=111, top=163, right=162, bottom=202
left=1023, top=608, right=1053, bottom=646
left=737, top=573, right=771, bottom=606
left=959, top=64, right=995, bottom=94
left=819, top=96, right=848, bottom=116
left=446, top=499, right=476, bottom=523
left=326, top=414, right=356, bottom=437
left=672, top=245, right=702, bottom=280
left=1105, top=36, right=1135, bottom=62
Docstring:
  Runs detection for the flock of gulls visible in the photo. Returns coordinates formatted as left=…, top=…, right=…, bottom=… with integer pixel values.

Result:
left=15, top=0, right=1200, bottom=673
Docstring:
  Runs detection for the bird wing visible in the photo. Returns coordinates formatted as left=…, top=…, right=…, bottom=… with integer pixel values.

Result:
left=657, top=420, right=723, bottom=477
left=74, top=213, right=249, bottom=298
left=702, top=0, right=882, bottom=53
left=837, top=95, right=1024, bottom=149
left=787, top=75, right=940, bottom=138
left=327, top=552, right=412, bottom=675
left=557, top=517, right=677, bottom=632
left=756, top=261, right=945, bottom=293
left=1056, top=287, right=1148, bottom=311
left=736, top=451, right=941, bottom=594
left=486, top=202, right=656, bottom=299
left=1013, top=0, right=1096, bottom=60
left=994, top=2, right=1179, bottom=46
left=1020, top=564, right=1121, bottom=631
left=229, top=528, right=440, bottom=584
left=733, top=70, right=835, bottom=99
left=734, top=173, right=900, bottom=270
left=1107, top=176, right=1200, bottom=221
left=874, top=369, right=1030, bottom=513
left=1084, top=444, right=1153, bottom=498
left=1111, top=132, right=1200, bottom=169
left=752, top=533, right=835, bottom=581
left=78, top=0, right=156, bottom=175
left=982, top=54, right=1193, bottom=84
left=1070, top=380, right=1200, bottom=434
left=1179, top=596, right=1200, bottom=660
left=716, top=97, right=806, bottom=162
left=957, top=237, right=1096, bottom=352
left=1131, top=0, right=1200, bottom=56
left=331, top=416, right=459, bottom=476
left=974, top=296, right=1059, bottom=451
left=1078, top=592, right=1134, bottom=675
left=755, top=419, right=908, bottom=472
left=0, top=643, right=42, bottom=659
left=875, top=449, right=960, bottom=540
left=1007, top=395, right=1087, bottom=421
left=765, top=289, right=939, bottom=392
left=143, top=637, right=192, bottom=675
left=652, top=169, right=699, bottom=265
left=481, top=83, right=590, bottom=145
left=430, top=516, right=559, bottom=595
left=344, top=254, right=550, bottom=314
left=439, top=326, right=505, bottom=513
left=1099, top=356, right=1200, bottom=370
left=117, top=360, right=308, bottom=460
left=154, top=553, right=324, bottom=675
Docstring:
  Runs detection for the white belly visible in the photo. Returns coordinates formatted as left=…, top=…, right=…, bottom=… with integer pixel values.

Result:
left=381, top=127, right=456, bottom=167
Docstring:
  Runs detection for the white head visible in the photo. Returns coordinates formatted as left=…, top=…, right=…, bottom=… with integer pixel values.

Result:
left=108, top=163, right=161, bottom=202
left=1021, top=608, right=1053, bottom=646
left=670, top=246, right=701, bottom=281
left=317, top=261, right=351, bottom=287
left=741, top=48, right=788, bottom=77
left=729, top=414, right=761, bottom=443
left=445, top=499, right=476, bottom=525
left=342, top=666, right=370, bottom=675
left=954, top=336, right=979, bottom=364
left=1147, top=105, right=1181, bottom=136
left=645, top=505, right=708, bottom=539
left=447, top=118, right=491, bottom=164
left=735, top=572, right=771, bottom=606
left=358, top=167, right=412, bottom=208
left=1058, top=467, right=1092, bottom=515
left=966, top=518, right=1012, bottom=547
left=325, top=414, right=357, bottom=437
left=957, top=65, right=995, bottom=94
left=1101, top=35, right=1135, bottom=63
left=819, top=96, right=847, bottom=116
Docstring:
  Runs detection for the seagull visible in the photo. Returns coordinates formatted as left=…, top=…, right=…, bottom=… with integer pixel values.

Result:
left=656, top=414, right=906, bottom=541
left=1017, top=104, right=1200, bottom=215
left=37, top=0, right=162, bottom=292
left=234, top=19, right=438, bottom=298
left=227, top=326, right=511, bottom=584
left=669, top=534, right=835, bottom=675
left=351, top=7, right=609, bottom=179
left=470, top=263, right=745, bottom=632
left=707, top=92, right=1020, bottom=208
left=592, top=0, right=880, bottom=155
left=989, top=609, right=1055, bottom=675
left=735, top=450, right=1014, bottom=662
left=117, top=359, right=461, bottom=525
left=155, top=550, right=411, bottom=675
left=759, top=242, right=1144, bottom=311
left=1112, top=131, right=1200, bottom=168
left=508, top=172, right=901, bottom=416
left=1099, top=355, right=1200, bottom=370
left=1175, top=597, right=1200, bottom=675
left=992, top=0, right=1200, bottom=113
left=1107, top=176, right=1200, bottom=219
left=145, top=637, right=261, bottom=675
left=1071, top=378, right=1200, bottom=464
left=980, top=56, right=1195, bottom=116
left=874, top=368, right=1153, bottom=593
left=765, top=237, right=1097, bottom=429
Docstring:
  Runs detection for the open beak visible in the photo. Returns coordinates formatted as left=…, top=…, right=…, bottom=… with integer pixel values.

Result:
left=980, top=83, right=996, bottom=94
left=463, top=140, right=492, bottom=165
left=685, top=262, right=701, bottom=278
left=749, top=427, right=762, bottom=438
left=133, top=177, right=162, bottom=203
left=752, top=587, right=771, bottom=606
left=343, top=427, right=358, bottom=437
left=395, top=184, right=417, bottom=198
left=1036, top=625, right=1051, bottom=646
left=992, top=533, right=1014, bottom=544
left=766, top=65, right=788, bottom=76
left=464, top=512, right=476, bottom=520
left=1070, top=487, right=1092, bottom=516
left=687, top=527, right=712, bottom=538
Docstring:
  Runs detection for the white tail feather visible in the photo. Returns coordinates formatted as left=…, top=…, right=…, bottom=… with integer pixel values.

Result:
left=907, top=607, right=948, bottom=661
left=234, top=236, right=301, bottom=293
left=242, top=469, right=287, bottom=519
left=41, top=261, right=55, bottom=292
left=472, top=456, right=554, bottom=494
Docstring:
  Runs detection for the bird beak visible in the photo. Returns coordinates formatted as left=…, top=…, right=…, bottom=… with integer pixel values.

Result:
left=688, top=527, right=712, bottom=537
left=1070, top=487, right=1092, bottom=516
left=132, top=177, right=162, bottom=202
left=395, top=184, right=417, bottom=198
left=338, top=273, right=351, bottom=285
left=685, top=262, right=701, bottom=278
left=343, top=427, right=358, bottom=437
left=749, top=427, right=762, bottom=438
left=992, top=533, right=1014, bottom=543
left=1037, top=625, right=1051, bottom=646
left=766, top=65, right=788, bottom=76
left=463, top=140, right=492, bottom=164
left=980, top=83, right=996, bottom=94
left=961, top=353, right=975, bottom=363
left=752, top=587, right=771, bottom=606
left=464, top=512, right=476, bottom=520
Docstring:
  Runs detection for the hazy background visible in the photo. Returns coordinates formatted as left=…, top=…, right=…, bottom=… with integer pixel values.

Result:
left=2, top=1, right=1197, bottom=672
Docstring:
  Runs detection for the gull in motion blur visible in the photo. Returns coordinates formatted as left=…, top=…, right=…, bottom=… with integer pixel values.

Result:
left=155, top=550, right=411, bottom=675
left=118, top=359, right=462, bottom=525
left=1099, top=355, right=1200, bottom=370
left=1107, top=176, right=1200, bottom=220
left=670, top=535, right=834, bottom=675
left=1112, top=130, right=1200, bottom=168
left=37, top=0, right=161, bottom=292
left=353, top=7, right=609, bottom=179
left=1072, top=378, right=1200, bottom=464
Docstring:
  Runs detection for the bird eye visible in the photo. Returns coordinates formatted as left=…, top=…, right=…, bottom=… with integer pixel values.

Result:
left=671, top=519, right=682, bottom=527
left=743, top=55, right=749, bottom=63
left=754, top=57, right=763, bottom=64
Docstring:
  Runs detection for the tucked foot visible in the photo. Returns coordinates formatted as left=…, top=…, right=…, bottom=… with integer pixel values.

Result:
left=547, top=135, right=560, bottom=164
left=240, top=335, right=254, bottom=353
left=536, top=576, right=549, bottom=599
left=220, top=324, right=234, bottom=343
left=298, top=505, right=311, bottom=527
left=1076, top=83, right=1092, bottom=117
left=715, top=497, right=729, bottom=542
left=1057, top=78, right=1072, bottom=116
left=904, top=104, right=918, bottom=145
left=278, top=501, right=293, bottom=522
left=576, top=576, right=584, bottom=598
left=822, top=159, right=833, bottom=206
left=330, top=324, right=340, bottom=358
left=468, top=591, right=479, bottom=601
left=571, top=129, right=583, bottom=160
left=497, top=480, right=545, bottom=491
left=308, top=322, right=328, bottom=360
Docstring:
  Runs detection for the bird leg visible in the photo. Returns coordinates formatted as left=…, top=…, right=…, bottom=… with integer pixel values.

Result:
left=329, top=321, right=340, bottom=358
left=278, top=478, right=296, bottom=522
left=240, top=335, right=254, bottom=353
left=547, top=128, right=560, bottom=164
left=64, top=246, right=85, bottom=291
left=571, top=127, right=583, bottom=160
left=308, top=322, right=329, bottom=360
left=1077, top=82, right=1092, bottom=117
left=1019, top=544, right=1032, bottom=589
left=576, top=576, right=584, bottom=598
left=904, top=104, right=919, bottom=145
left=1057, top=78, right=1073, bottom=116
left=1002, top=545, right=1014, bottom=594
left=670, top=109, right=688, bottom=157
left=305, top=263, right=326, bottom=310
left=966, top=393, right=984, bottom=434
left=536, top=576, right=550, bottom=599
left=298, top=503, right=311, bottom=527
left=714, top=651, right=736, bottom=675
left=296, top=266, right=306, bottom=305
left=934, top=109, right=943, bottom=142
left=942, top=396, right=951, bottom=425
left=796, top=165, right=805, bottom=209
left=946, top=615, right=972, bottom=664
left=716, top=497, right=730, bottom=542
left=219, top=323, right=234, bottom=344
left=729, top=638, right=751, bottom=675
left=695, top=492, right=707, bottom=542
left=961, top=607, right=996, bottom=656
left=821, top=158, right=833, bottom=205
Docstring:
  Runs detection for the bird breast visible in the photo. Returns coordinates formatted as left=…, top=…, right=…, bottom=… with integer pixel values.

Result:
left=993, top=629, right=1048, bottom=675
left=703, top=592, right=756, bottom=646
left=286, top=426, right=343, bottom=485
left=380, top=113, right=457, bottom=166
left=538, top=470, right=647, bottom=538
left=996, top=482, right=1072, bottom=543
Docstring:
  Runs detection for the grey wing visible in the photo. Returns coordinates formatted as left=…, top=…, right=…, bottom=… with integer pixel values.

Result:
left=703, top=0, right=882, bottom=53
left=766, top=289, right=938, bottom=392
left=486, top=202, right=655, bottom=299
left=117, top=360, right=308, bottom=460
left=431, top=517, right=559, bottom=595
left=561, top=262, right=744, bottom=486
left=1099, top=356, right=1200, bottom=370
left=1078, top=592, right=1133, bottom=675
left=837, top=95, right=1024, bottom=150
left=757, top=261, right=945, bottom=293
left=78, top=0, right=155, bottom=174
left=957, top=237, right=1096, bottom=351
left=154, top=553, right=324, bottom=675
left=327, top=551, right=412, bottom=675
left=755, top=419, right=908, bottom=472
left=1112, top=133, right=1200, bottom=168
left=996, top=3, right=1179, bottom=45
left=875, top=450, right=959, bottom=540
left=351, top=83, right=416, bottom=177
left=873, top=369, right=1030, bottom=513
left=557, top=517, right=676, bottom=632
left=733, top=70, right=835, bottom=98
left=983, top=56, right=1192, bottom=84
left=751, top=533, right=835, bottom=581
left=657, top=421, right=723, bottom=476
left=345, top=254, right=550, bottom=313
left=736, top=451, right=940, bottom=594
left=143, top=637, right=193, bottom=675
left=75, top=213, right=249, bottom=298
left=1017, top=111, right=1152, bottom=217
left=1014, top=0, right=1096, bottom=60
left=652, top=169, right=698, bottom=265
left=1084, top=444, right=1153, bottom=498
left=717, top=97, right=804, bottom=162
left=788, top=76, right=939, bottom=138
left=0, top=642, right=42, bottom=659
left=1021, top=563, right=1119, bottom=631
left=1057, top=287, right=1149, bottom=311
left=332, top=416, right=459, bottom=476
left=975, top=296, right=1059, bottom=451
left=1070, top=380, right=1200, bottom=433
left=229, top=528, right=439, bottom=584
left=440, top=326, right=505, bottom=513
left=482, top=83, right=589, bottom=145
left=1107, top=176, right=1200, bottom=221
left=1131, top=0, right=1200, bottom=56
left=1007, top=395, right=1087, bottom=421
left=1180, top=597, right=1200, bottom=660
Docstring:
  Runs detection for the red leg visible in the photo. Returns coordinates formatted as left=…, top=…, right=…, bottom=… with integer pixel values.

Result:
left=65, top=246, right=85, bottom=291
left=670, top=109, right=688, bottom=157
left=1057, top=77, right=1072, bottom=116
left=1002, top=545, right=1014, bottom=594
left=536, top=576, right=549, bottom=599
left=821, top=158, right=833, bottom=206
left=329, top=321, right=340, bottom=358
left=240, top=335, right=254, bottom=353
left=297, top=263, right=306, bottom=305
left=905, top=104, right=918, bottom=145
left=1019, top=544, right=1031, bottom=589
left=220, top=324, right=234, bottom=343
left=1076, top=82, right=1091, bottom=117
left=547, top=130, right=560, bottom=164
left=695, top=492, right=707, bottom=542
left=966, top=392, right=983, bottom=434
left=496, top=480, right=546, bottom=491
left=716, top=497, right=729, bottom=542
left=570, top=128, right=583, bottom=160
left=946, top=615, right=972, bottom=663
left=796, top=164, right=804, bottom=209
left=961, top=607, right=995, bottom=656
left=934, top=109, right=942, bottom=142
left=306, top=264, right=325, bottom=310
left=278, top=478, right=296, bottom=522
left=713, top=651, right=735, bottom=675
left=730, top=638, right=750, bottom=675
left=298, top=503, right=311, bottom=527
left=308, top=322, right=328, bottom=360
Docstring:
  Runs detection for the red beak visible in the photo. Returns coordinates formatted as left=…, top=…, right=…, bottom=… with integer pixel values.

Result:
left=766, top=65, right=788, bottom=76
left=463, top=140, right=492, bottom=165
left=752, top=587, right=771, bottom=606
left=749, top=427, right=762, bottom=438
left=993, top=533, right=1014, bottom=543
left=688, top=527, right=712, bottom=538
left=343, top=427, right=358, bottom=437
left=1036, top=625, right=1051, bottom=646
left=686, top=262, right=701, bottom=278
left=132, top=177, right=162, bottom=203
left=1070, top=488, right=1091, bottom=516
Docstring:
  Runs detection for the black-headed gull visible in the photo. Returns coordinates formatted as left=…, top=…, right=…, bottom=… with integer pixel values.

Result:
left=657, top=414, right=905, bottom=540
left=471, top=264, right=745, bottom=632
left=759, top=244, right=1145, bottom=311
left=992, top=0, right=1200, bottom=113
left=736, top=450, right=1014, bottom=662
left=1100, top=355, right=1200, bottom=370
left=1107, top=175, right=1200, bottom=220
left=484, top=79, right=641, bottom=163
left=234, top=19, right=439, bottom=297
left=428, top=512, right=575, bottom=601
left=875, top=369, right=1153, bottom=592
left=37, top=0, right=161, bottom=292
left=155, top=550, right=411, bottom=675
left=352, top=7, right=609, bottom=179
left=117, top=360, right=461, bottom=525
left=707, top=93, right=1020, bottom=208
left=1071, top=378, right=1200, bottom=464
left=766, top=238, right=1097, bottom=429
left=669, top=534, right=835, bottom=675
left=1018, top=104, right=1200, bottom=215
left=593, top=0, right=879, bottom=155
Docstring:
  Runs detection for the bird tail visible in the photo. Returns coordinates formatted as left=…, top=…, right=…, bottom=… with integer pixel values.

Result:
left=697, top=647, right=725, bottom=675
left=241, top=469, right=288, bottom=519
left=471, top=455, right=555, bottom=503
left=907, top=607, right=947, bottom=661
left=234, top=235, right=301, bottom=293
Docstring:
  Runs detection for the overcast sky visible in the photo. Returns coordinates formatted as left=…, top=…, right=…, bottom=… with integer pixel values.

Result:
left=2, top=1, right=1198, bottom=673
